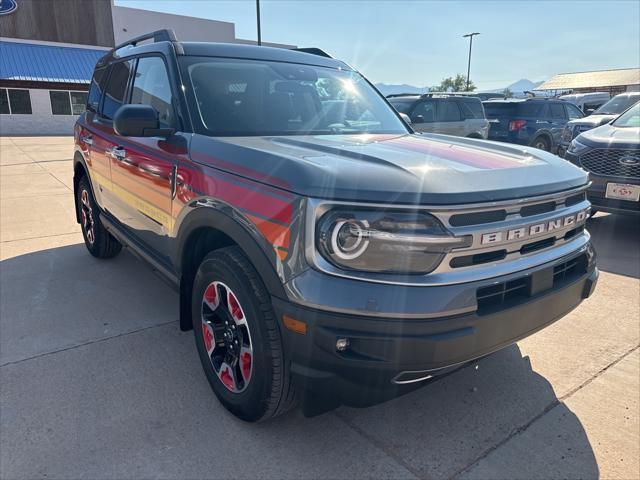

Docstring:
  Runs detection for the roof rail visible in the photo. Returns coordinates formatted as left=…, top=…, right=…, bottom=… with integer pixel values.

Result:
left=113, top=29, right=178, bottom=51
left=292, top=47, right=333, bottom=58
left=385, top=93, right=422, bottom=98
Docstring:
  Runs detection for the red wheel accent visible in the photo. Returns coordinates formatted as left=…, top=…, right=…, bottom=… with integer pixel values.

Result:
left=228, top=291, right=244, bottom=321
left=202, top=323, right=215, bottom=355
left=241, top=351, right=252, bottom=382
left=220, top=365, right=236, bottom=391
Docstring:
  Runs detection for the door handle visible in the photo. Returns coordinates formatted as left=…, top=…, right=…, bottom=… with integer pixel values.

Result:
left=80, top=135, right=93, bottom=146
left=109, top=146, right=127, bottom=161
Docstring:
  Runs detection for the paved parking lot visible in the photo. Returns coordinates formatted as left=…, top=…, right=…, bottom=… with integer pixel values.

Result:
left=1, top=136, right=638, bottom=480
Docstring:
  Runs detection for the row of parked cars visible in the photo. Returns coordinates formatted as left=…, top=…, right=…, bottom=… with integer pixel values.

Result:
left=387, top=91, right=640, bottom=215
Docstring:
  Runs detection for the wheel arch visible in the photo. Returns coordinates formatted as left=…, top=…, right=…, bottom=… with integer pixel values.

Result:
left=530, top=130, right=554, bottom=150
left=73, top=152, right=91, bottom=224
left=174, top=206, right=287, bottom=331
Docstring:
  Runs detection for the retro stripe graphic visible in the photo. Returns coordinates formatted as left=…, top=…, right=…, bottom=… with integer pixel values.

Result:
left=383, top=136, right=545, bottom=170
left=90, top=166, right=295, bottom=261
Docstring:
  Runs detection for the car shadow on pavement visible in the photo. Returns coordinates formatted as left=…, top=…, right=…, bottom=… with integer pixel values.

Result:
left=1, top=244, right=599, bottom=479
left=587, top=212, right=640, bottom=279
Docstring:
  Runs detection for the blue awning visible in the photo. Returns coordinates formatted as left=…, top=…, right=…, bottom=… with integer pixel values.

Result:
left=0, top=41, right=107, bottom=84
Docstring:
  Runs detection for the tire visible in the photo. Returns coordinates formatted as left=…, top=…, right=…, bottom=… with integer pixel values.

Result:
left=532, top=136, right=551, bottom=152
left=192, top=246, right=297, bottom=422
left=77, top=176, right=122, bottom=259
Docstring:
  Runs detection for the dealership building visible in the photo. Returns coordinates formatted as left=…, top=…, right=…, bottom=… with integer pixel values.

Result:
left=0, top=0, right=293, bottom=135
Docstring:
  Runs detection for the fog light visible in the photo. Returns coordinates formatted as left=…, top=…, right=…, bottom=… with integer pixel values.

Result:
left=336, top=338, right=349, bottom=352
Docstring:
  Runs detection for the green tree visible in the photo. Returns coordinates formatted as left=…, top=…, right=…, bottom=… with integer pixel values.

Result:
left=433, top=73, right=476, bottom=92
left=502, top=88, right=513, bottom=98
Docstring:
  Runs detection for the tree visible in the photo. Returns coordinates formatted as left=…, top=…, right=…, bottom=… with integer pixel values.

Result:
left=502, top=88, right=513, bottom=98
left=433, top=73, right=476, bottom=92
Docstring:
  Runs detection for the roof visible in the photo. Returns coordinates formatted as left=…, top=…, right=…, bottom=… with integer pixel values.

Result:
left=0, top=41, right=107, bottom=84
left=179, top=42, right=350, bottom=70
left=536, top=68, right=640, bottom=91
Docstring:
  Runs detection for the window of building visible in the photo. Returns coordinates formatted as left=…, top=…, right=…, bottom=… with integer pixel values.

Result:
left=0, top=88, right=32, bottom=114
left=50, top=91, right=89, bottom=115
left=0, top=89, right=9, bottom=114
left=130, top=57, right=175, bottom=127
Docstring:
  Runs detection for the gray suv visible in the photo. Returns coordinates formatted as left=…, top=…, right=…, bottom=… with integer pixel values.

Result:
left=388, top=93, right=490, bottom=139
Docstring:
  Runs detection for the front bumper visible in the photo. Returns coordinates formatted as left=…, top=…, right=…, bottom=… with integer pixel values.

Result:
left=565, top=152, right=640, bottom=215
left=274, top=244, right=597, bottom=406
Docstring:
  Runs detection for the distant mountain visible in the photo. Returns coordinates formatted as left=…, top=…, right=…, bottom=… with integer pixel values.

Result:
left=375, top=83, right=429, bottom=96
left=481, top=79, right=545, bottom=94
left=376, top=79, right=545, bottom=97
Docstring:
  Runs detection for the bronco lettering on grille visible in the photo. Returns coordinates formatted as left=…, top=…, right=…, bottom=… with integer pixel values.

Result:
left=480, top=210, right=588, bottom=245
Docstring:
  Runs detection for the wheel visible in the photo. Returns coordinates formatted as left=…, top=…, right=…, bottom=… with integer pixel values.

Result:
left=192, top=246, right=297, bottom=422
left=77, top=176, right=122, bottom=259
left=532, top=136, right=551, bottom=152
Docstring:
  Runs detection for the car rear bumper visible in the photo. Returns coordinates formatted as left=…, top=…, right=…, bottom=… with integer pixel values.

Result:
left=273, top=245, right=597, bottom=407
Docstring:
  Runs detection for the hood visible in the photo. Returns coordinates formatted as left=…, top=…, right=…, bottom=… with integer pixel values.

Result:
left=578, top=123, right=640, bottom=148
left=190, top=133, right=588, bottom=205
left=567, top=114, right=616, bottom=128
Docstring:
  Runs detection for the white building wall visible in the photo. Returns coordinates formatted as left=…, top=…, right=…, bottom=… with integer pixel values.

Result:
left=112, top=6, right=237, bottom=45
left=0, top=89, right=79, bottom=136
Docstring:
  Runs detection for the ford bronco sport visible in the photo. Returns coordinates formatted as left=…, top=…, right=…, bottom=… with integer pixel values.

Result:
left=74, top=30, right=598, bottom=422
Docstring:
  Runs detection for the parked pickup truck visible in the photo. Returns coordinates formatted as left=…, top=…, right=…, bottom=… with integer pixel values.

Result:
left=74, top=30, right=598, bottom=421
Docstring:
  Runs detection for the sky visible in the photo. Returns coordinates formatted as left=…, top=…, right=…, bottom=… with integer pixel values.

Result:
left=115, top=0, right=640, bottom=90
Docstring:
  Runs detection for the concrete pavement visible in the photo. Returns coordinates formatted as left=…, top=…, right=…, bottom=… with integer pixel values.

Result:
left=1, top=136, right=638, bottom=479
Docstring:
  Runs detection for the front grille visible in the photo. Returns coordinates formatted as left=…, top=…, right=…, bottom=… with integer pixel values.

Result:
left=580, top=149, right=640, bottom=179
left=476, top=253, right=588, bottom=314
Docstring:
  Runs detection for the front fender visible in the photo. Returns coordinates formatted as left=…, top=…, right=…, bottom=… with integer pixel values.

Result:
left=172, top=204, right=289, bottom=301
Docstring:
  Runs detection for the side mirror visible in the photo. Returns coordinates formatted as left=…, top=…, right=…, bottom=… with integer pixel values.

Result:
left=412, top=114, right=425, bottom=124
left=399, top=112, right=412, bottom=124
left=113, top=104, right=174, bottom=137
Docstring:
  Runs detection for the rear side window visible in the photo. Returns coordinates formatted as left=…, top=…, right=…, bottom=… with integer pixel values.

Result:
left=438, top=101, right=461, bottom=122
left=102, top=60, right=134, bottom=120
left=87, top=67, right=108, bottom=113
left=130, top=57, right=175, bottom=128
left=549, top=103, right=566, bottom=119
left=515, top=103, right=544, bottom=117
left=459, top=99, right=485, bottom=119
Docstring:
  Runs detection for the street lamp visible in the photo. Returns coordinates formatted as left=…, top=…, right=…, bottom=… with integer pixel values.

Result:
left=256, top=0, right=262, bottom=46
left=462, top=32, right=480, bottom=91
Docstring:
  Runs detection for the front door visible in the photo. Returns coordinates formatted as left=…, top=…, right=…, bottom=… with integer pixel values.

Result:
left=108, top=56, right=183, bottom=261
left=410, top=100, right=437, bottom=133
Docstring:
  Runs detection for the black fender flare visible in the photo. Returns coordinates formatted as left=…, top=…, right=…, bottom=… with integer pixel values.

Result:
left=173, top=206, right=288, bottom=328
left=72, top=151, right=93, bottom=224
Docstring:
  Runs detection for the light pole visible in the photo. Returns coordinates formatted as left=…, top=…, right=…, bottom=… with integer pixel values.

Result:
left=463, top=32, right=480, bottom=91
left=256, top=0, right=262, bottom=46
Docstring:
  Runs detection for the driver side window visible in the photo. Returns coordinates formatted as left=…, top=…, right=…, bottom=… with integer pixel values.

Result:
left=567, top=104, right=584, bottom=120
left=411, top=101, right=436, bottom=123
left=130, top=57, right=176, bottom=128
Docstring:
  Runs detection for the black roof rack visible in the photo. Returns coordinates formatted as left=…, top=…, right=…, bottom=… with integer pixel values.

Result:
left=385, top=93, right=422, bottom=98
left=292, top=47, right=333, bottom=58
left=113, top=29, right=177, bottom=51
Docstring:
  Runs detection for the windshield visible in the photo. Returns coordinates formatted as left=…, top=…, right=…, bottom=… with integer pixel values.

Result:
left=181, top=57, right=408, bottom=136
left=612, top=102, right=640, bottom=127
left=594, top=95, right=640, bottom=115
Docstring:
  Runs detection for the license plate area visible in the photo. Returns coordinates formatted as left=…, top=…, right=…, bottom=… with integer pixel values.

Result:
left=606, top=183, right=640, bottom=201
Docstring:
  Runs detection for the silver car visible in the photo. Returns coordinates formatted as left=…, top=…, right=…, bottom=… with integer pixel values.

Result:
left=388, top=93, right=490, bottom=139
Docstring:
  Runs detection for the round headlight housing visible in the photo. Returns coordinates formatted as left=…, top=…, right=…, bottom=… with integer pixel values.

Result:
left=316, top=209, right=467, bottom=274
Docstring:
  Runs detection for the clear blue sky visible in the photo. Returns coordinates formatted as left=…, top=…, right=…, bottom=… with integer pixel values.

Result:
left=115, top=0, right=640, bottom=90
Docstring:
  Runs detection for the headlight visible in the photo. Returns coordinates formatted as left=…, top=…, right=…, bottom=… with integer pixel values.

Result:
left=316, top=209, right=469, bottom=274
left=561, top=126, right=574, bottom=143
left=568, top=138, right=590, bottom=155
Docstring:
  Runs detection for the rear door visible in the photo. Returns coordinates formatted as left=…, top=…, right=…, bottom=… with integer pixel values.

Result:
left=548, top=102, right=569, bottom=146
left=436, top=100, right=465, bottom=136
left=85, top=59, right=135, bottom=215
left=108, top=55, right=184, bottom=260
